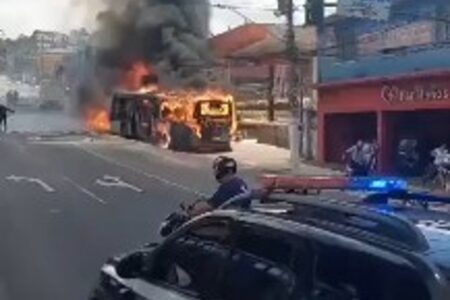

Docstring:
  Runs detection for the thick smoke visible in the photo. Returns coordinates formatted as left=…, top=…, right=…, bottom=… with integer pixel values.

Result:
left=93, top=0, right=212, bottom=91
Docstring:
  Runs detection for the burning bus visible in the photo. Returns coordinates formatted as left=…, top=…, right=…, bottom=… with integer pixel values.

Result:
left=109, top=89, right=236, bottom=152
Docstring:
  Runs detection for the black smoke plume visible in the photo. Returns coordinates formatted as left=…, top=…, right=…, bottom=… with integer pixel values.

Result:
left=79, top=0, right=211, bottom=106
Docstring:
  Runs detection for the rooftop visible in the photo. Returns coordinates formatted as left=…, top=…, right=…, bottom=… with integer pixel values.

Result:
left=210, top=23, right=316, bottom=59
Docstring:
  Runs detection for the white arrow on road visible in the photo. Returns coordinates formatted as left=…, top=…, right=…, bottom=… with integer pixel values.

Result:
left=5, top=175, right=56, bottom=193
left=95, top=175, right=143, bottom=193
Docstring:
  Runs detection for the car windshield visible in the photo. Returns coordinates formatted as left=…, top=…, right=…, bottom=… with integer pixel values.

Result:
left=1, top=0, right=449, bottom=300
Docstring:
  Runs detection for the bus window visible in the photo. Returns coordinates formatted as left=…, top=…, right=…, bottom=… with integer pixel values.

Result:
left=111, top=97, right=126, bottom=121
left=198, top=101, right=230, bottom=117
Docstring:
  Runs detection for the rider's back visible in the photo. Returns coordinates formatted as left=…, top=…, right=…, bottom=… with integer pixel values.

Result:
left=209, top=176, right=249, bottom=209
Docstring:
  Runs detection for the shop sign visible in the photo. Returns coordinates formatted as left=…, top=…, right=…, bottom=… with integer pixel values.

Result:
left=337, top=0, right=391, bottom=21
left=381, top=84, right=450, bottom=104
left=358, top=21, right=434, bottom=55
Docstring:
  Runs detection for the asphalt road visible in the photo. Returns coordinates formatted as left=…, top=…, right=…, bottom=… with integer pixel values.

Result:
left=0, top=110, right=239, bottom=300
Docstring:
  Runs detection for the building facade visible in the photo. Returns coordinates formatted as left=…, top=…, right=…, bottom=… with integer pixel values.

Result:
left=210, top=23, right=318, bottom=153
left=210, top=24, right=316, bottom=107
left=32, top=30, right=69, bottom=52
left=317, top=0, right=450, bottom=173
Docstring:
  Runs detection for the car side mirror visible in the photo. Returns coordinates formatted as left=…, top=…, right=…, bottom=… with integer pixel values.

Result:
left=116, top=251, right=146, bottom=279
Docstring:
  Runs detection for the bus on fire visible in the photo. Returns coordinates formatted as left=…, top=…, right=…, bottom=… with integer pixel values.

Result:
left=109, top=90, right=236, bottom=152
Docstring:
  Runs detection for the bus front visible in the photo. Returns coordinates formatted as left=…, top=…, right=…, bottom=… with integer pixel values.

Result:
left=194, top=97, right=236, bottom=151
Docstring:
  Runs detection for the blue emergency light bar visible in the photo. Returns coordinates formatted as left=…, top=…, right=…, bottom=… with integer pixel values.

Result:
left=259, top=175, right=408, bottom=193
left=349, top=177, right=408, bottom=192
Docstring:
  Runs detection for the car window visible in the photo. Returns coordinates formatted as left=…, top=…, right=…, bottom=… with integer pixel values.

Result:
left=222, top=224, right=298, bottom=300
left=314, top=242, right=430, bottom=300
left=188, top=218, right=232, bottom=244
left=145, top=218, right=233, bottom=299
left=235, top=225, right=293, bottom=265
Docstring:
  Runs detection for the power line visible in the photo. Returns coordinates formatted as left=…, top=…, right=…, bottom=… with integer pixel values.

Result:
left=212, top=4, right=289, bottom=42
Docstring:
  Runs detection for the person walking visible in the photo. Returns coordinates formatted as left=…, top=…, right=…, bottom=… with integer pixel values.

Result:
left=0, top=104, right=15, bottom=132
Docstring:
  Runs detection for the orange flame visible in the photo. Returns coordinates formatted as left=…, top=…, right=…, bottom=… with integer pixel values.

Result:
left=85, top=107, right=111, bottom=133
left=155, top=89, right=237, bottom=139
left=116, top=61, right=237, bottom=142
left=120, top=61, right=153, bottom=91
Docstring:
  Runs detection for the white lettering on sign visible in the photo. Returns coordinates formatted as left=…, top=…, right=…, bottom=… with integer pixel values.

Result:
left=6, top=175, right=56, bottom=193
left=381, top=85, right=450, bottom=104
left=95, top=175, right=144, bottom=193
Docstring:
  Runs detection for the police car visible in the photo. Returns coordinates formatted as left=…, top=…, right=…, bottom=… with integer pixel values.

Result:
left=90, top=176, right=450, bottom=300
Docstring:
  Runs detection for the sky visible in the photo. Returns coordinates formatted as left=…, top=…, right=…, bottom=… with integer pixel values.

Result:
left=0, top=0, right=302, bottom=38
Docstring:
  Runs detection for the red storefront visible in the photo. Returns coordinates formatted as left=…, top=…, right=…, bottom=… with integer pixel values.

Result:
left=318, top=70, right=450, bottom=173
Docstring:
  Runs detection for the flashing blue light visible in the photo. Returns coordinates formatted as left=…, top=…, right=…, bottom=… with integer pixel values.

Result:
left=350, top=177, right=407, bottom=191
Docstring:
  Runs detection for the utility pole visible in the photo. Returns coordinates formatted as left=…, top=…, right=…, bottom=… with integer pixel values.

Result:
left=267, top=64, right=275, bottom=122
left=284, top=0, right=302, bottom=170
left=286, top=0, right=300, bottom=118
left=278, top=0, right=331, bottom=166
left=304, top=0, right=331, bottom=160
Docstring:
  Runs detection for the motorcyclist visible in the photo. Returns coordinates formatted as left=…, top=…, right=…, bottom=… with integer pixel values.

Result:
left=397, top=138, right=420, bottom=176
left=188, top=156, right=249, bottom=217
left=431, top=144, right=450, bottom=166
left=343, top=140, right=370, bottom=176
left=365, top=139, right=378, bottom=174
left=422, top=144, right=450, bottom=186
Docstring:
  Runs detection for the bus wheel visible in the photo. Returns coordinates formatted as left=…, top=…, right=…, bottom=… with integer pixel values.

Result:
left=169, top=124, right=181, bottom=151
left=158, top=133, right=171, bottom=149
left=223, top=143, right=232, bottom=152
left=188, top=132, right=200, bottom=152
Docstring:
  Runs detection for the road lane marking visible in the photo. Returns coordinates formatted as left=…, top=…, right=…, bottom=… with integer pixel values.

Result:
left=95, top=175, right=144, bottom=193
left=78, top=146, right=207, bottom=197
left=5, top=175, right=56, bottom=193
left=63, top=176, right=107, bottom=205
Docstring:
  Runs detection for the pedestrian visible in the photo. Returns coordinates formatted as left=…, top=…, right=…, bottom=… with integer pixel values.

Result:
left=0, top=104, right=15, bottom=132
left=343, top=139, right=369, bottom=176
left=364, top=139, right=379, bottom=174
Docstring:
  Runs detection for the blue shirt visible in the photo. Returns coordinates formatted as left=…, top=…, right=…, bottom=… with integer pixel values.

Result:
left=208, top=176, right=249, bottom=209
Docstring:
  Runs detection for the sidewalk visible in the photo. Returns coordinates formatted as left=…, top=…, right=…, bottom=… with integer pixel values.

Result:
left=84, top=135, right=343, bottom=177
left=225, top=139, right=342, bottom=176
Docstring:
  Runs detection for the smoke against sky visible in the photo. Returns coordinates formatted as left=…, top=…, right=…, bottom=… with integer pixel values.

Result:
left=93, top=0, right=212, bottom=88
left=0, top=0, right=287, bottom=38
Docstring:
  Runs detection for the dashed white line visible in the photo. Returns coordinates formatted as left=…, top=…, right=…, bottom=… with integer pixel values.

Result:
left=63, top=176, right=107, bottom=205
left=95, top=175, right=144, bottom=193
left=77, top=146, right=207, bottom=197
left=5, top=175, right=56, bottom=193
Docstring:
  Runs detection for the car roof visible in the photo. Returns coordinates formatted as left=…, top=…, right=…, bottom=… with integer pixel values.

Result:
left=208, top=209, right=418, bottom=267
left=210, top=190, right=450, bottom=271
left=393, top=203, right=450, bottom=273
left=359, top=191, right=450, bottom=271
